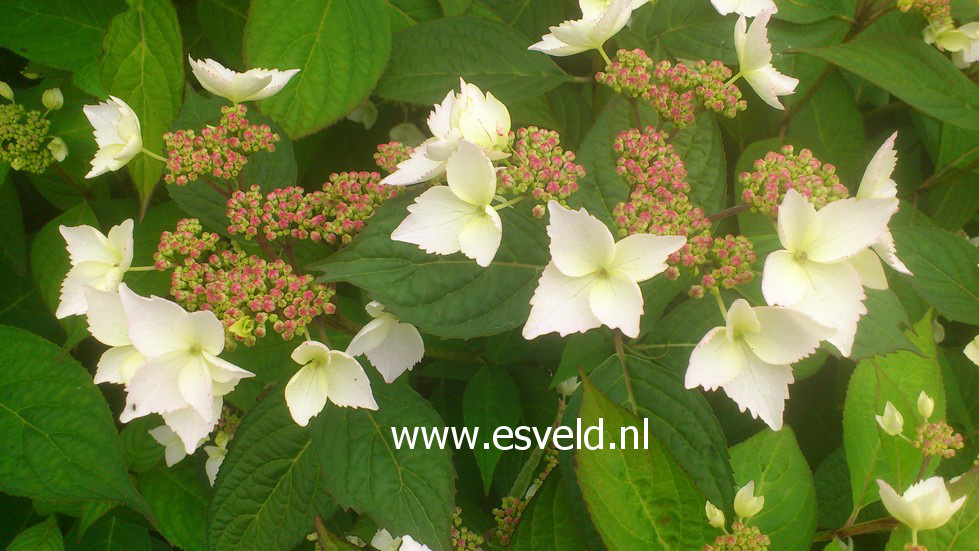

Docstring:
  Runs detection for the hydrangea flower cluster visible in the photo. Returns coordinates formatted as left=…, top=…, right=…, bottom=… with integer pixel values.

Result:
left=596, top=49, right=747, bottom=128
left=0, top=103, right=56, bottom=173
left=703, top=521, right=771, bottom=551
left=914, top=420, right=965, bottom=458
left=739, top=145, right=849, bottom=216
left=450, top=507, right=485, bottom=551
left=610, top=127, right=756, bottom=296
left=897, top=0, right=950, bottom=19
left=226, top=171, right=398, bottom=245
left=154, top=218, right=335, bottom=345
left=374, top=141, right=414, bottom=174
left=497, top=127, right=584, bottom=218
left=163, top=104, right=279, bottom=185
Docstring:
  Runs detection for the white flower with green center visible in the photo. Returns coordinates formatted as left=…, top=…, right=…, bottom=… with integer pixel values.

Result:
left=528, top=0, right=643, bottom=60
left=522, top=201, right=686, bottom=339
left=382, top=79, right=510, bottom=186
left=924, top=21, right=979, bottom=68
left=877, top=477, right=966, bottom=545
left=685, top=299, right=832, bottom=430
left=82, top=287, right=145, bottom=386
left=711, top=0, right=776, bottom=17
left=761, top=189, right=898, bottom=357
left=346, top=301, right=424, bottom=384
left=285, top=341, right=378, bottom=427
left=188, top=56, right=299, bottom=104
left=83, top=96, right=142, bottom=178
left=391, top=140, right=503, bottom=267
left=732, top=10, right=799, bottom=110
left=57, top=219, right=134, bottom=318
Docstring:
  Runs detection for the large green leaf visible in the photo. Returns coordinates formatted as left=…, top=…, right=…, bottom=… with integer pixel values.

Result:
left=139, top=461, right=208, bottom=551
left=374, top=16, right=569, bottom=105
left=587, top=355, right=736, bottom=514
left=463, top=366, right=521, bottom=493
left=311, top=190, right=548, bottom=339
left=774, top=0, right=845, bottom=23
left=0, top=0, right=125, bottom=71
left=891, top=227, right=979, bottom=325
left=510, top=471, right=585, bottom=551
left=311, top=375, right=455, bottom=551
left=7, top=517, right=63, bottom=551
left=0, top=325, right=151, bottom=518
left=850, top=288, right=918, bottom=361
left=101, top=0, right=185, bottom=208
left=244, top=0, right=391, bottom=138
left=671, top=113, right=728, bottom=213
left=64, top=514, right=151, bottom=551
left=575, top=376, right=710, bottom=550
left=618, top=0, right=735, bottom=65
left=197, top=0, right=248, bottom=67
left=843, top=312, right=944, bottom=515
left=805, top=34, right=979, bottom=130
left=730, top=427, right=817, bottom=551
left=208, top=390, right=331, bottom=551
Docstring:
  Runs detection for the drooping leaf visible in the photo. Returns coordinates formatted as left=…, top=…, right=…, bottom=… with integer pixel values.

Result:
left=463, top=366, right=521, bottom=492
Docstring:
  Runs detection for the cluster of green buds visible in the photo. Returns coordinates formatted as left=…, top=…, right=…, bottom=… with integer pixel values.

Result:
left=225, top=171, right=398, bottom=246
left=0, top=84, right=66, bottom=173
left=876, top=391, right=965, bottom=459
left=163, top=104, right=279, bottom=185
left=374, top=141, right=414, bottom=174
left=217, top=404, right=241, bottom=436
left=686, top=233, right=757, bottom=298
left=497, top=126, right=584, bottom=218
left=704, top=481, right=771, bottom=550
left=596, top=50, right=746, bottom=128
left=450, top=507, right=485, bottom=551
left=703, top=521, right=771, bottom=551
left=738, top=145, right=849, bottom=216
left=154, top=218, right=336, bottom=346
left=492, top=496, right=526, bottom=545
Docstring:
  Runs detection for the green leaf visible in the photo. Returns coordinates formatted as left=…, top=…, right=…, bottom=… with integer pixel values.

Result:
left=29, top=203, right=100, bottom=347
left=208, top=390, right=331, bottom=551
left=0, top=164, right=27, bottom=273
left=851, top=288, right=918, bottom=361
left=65, top=514, right=151, bottom=551
left=244, top=0, right=391, bottom=138
left=386, top=0, right=442, bottom=32
left=0, top=325, right=151, bottom=519
left=8, top=517, right=63, bottom=551
left=891, top=227, right=979, bottom=325
left=813, top=446, right=852, bottom=530
left=510, top=471, right=586, bottom=551
left=672, top=113, right=728, bottom=213
left=618, top=0, right=735, bottom=65
left=586, top=355, right=736, bottom=514
left=439, top=0, right=470, bottom=16
left=575, top=375, right=710, bottom=550
left=805, top=34, right=979, bottom=130
left=311, top=375, right=455, bottom=551
left=0, top=0, right=125, bottom=71
left=101, top=0, right=185, bottom=208
left=492, top=0, right=576, bottom=42
left=197, top=0, right=248, bottom=67
left=139, top=461, right=208, bottom=551
left=552, top=332, right=611, bottom=388
left=843, top=312, right=944, bottom=514
left=77, top=501, right=115, bottom=538
left=311, top=191, right=548, bottom=339
left=884, top=466, right=979, bottom=551
left=730, top=427, right=817, bottom=551
left=463, top=366, right=521, bottom=492
left=374, top=16, right=569, bottom=105
left=774, top=0, right=845, bottom=24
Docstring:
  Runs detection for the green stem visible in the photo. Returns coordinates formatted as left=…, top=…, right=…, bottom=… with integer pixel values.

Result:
left=614, top=332, right=639, bottom=416
left=712, top=289, right=727, bottom=321
left=127, top=266, right=158, bottom=272
left=141, top=148, right=167, bottom=163
left=494, top=195, right=526, bottom=210
left=597, top=44, right=613, bottom=67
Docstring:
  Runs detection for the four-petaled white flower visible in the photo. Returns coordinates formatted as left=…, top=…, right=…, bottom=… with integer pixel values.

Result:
left=528, top=0, right=641, bottom=58
left=204, top=431, right=230, bottom=486
left=346, top=301, right=424, bottom=384
left=83, top=96, right=142, bottom=178
left=877, top=477, right=966, bottom=539
left=734, top=480, right=765, bottom=519
left=734, top=10, right=799, bottom=110
left=57, top=219, right=134, bottom=319
left=392, top=140, right=503, bottom=267
left=148, top=424, right=201, bottom=466
left=761, top=189, right=898, bottom=357
left=711, top=0, right=777, bottom=17
left=285, top=341, right=378, bottom=427
left=188, top=56, right=300, bottom=104
left=924, top=21, right=979, bottom=68
left=83, top=286, right=145, bottom=386
left=875, top=401, right=904, bottom=437
left=381, top=79, right=510, bottom=186
left=853, top=132, right=912, bottom=281
left=965, top=335, right=979, bottom=367
left=686, top=299, right=832, bottom=430
left=523, top=201, right=686, bottom=339
left=117, top=284, right=254, bottom=452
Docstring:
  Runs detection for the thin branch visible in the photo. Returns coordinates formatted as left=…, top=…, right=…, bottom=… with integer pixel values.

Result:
left=708, top=203, right=751, bottom=222
left=813, top=517, right=900, bottom=542
left=614, top=332, right=639, bottom=416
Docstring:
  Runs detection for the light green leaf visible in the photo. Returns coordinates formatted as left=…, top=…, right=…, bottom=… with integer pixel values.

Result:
left=208, top=390, right=331, bottom=551
left=805, top=34, right=979, bottom=130
left=438, top=0, right=470, bottom=16
left=774, top=0, right=845, bottom=24
left=730, top=427, right=818, bottom=551
left=245, top=0, right=391, bottom=138
left=575, top=375, right=710, bottom=550
left=311, top=190, right=548, bottom=339
left=618, top=0, right=735, bottom=65
left=374, top=16, right=569, bottom=105
left=386, top=0, right=442, bottom=32
left=552, top=332, right=611, bottom=388
left=0, top=325, right=151, bottom=519
left=312, top=375, right=455, bottom=551
left=510, top=471, right=586, bottom=551
left=139, top=461, right=208, bottom=551
left=463, top=366, right=521, bottom=493
left=891, top=227, right=979, bottom=325
left=7, top=517, right=63, bottom=551
left=101, top=0, right=185, bottom=208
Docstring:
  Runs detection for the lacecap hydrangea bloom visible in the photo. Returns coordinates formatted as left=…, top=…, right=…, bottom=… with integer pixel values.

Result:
left=83, top=96, right=142, bottom=178
left=188, top=56, right=299, bottom=104
left=57, top=219, right=134, bottom=319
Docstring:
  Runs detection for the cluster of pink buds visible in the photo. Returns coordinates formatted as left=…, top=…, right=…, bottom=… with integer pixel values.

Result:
left=163, top=104, right=279, bottom=185
left=374, top=141, right=414, bottom=173
left=739, top=145, right=849, bottom=216
left=498, top=126, right=584, bottom=218
left=914, top=421, right=965, bottom=458
left=897, top=0, right=950, bottom=19
left=450, top=507, right=485, bottom=551
left=597, top=50, right=746, bottom=128
left=0, top=103, right=54, bottom=173
left=226, top=172, right=398, bottom=246
left=492, top=496, right=526, bottom=545
left=703, top=521, right=771, bottom=551
left=154, top=218, right=335, bottom=346
left=685, top=234, right=757, bottom=298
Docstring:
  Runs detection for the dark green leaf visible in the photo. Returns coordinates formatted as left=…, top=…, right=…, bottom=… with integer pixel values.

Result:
left=851, top=288, right=918, bottom=361
left=139, top=461, right=208, bottom=551
left=891, top=227, right=979, bottom=325
left=7, top=517, right=63, bottom=551
left=510, top=471, right=585, bottom=551
left=65, top=514, right=151, bottom=551
left=463, top=366, right=521, bottom=492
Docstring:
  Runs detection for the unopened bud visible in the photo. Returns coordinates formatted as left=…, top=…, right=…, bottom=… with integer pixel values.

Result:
left=556, top=376, right=580, bottom=397
left=734, top=481, right=764, bottom=519
left=42, top=88, right=63, bottom=111
left=917, top=391, right=934, bottom=421
left=705, top=501, right=725, bottom=529
left=875, top=401, right=904, bottom=436
left=0, top=81, right=13, bottom=102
